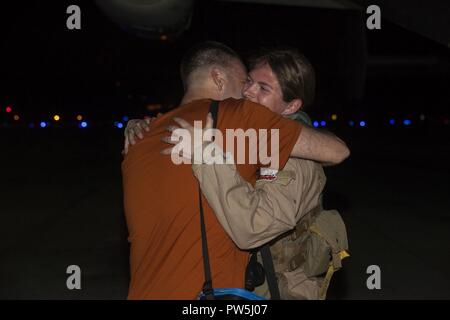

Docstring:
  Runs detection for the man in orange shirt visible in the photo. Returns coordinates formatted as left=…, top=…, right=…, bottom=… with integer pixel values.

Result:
left=122, top=41, right=349, bottom=299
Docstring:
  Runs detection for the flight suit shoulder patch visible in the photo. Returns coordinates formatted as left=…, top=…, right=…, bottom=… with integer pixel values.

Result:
left=257, top=168, right=295, bottom=186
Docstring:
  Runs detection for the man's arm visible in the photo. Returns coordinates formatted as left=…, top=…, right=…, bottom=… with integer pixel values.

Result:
left=193, top=157, right=322, bottom=250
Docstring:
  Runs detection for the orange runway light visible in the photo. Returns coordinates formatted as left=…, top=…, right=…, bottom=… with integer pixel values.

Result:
left=147, top=104, right=162, bottom=112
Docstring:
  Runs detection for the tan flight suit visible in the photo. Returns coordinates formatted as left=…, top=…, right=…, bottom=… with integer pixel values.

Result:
left=192, top=152, right=327, bottom=299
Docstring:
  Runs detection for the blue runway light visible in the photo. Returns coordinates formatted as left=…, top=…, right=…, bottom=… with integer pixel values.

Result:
left=40, top=122, right=47, bottom=128
left=80, top=121, right=88, bottom=128
left=348, top=121, right=355, bottom=127
left=359, top=121, right=366, bottom=127
left=117, top=122, right=124, bottom=129
left=320, top=121, right=326, bottom=127
left=122, top=116, right=129, bottom=122
left=403, top=119, right=411, bottom=126
left=313, top=121, right=319, bottom=128
left=389, top=119, right=395, bottom=125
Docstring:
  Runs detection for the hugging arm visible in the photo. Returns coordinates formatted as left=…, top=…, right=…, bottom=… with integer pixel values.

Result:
left=290, top=125, right=350, bottom=166
left=193, top=156, right=322, bottom=250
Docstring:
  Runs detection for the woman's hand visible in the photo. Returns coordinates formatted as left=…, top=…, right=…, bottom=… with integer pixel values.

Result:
left=160, top=113, right=217, bottom=164
left=123, top=114, right=162, bottom=155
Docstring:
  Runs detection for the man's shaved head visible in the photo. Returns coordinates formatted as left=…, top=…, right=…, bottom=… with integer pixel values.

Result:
left=180, top=41, right=243, bottom=90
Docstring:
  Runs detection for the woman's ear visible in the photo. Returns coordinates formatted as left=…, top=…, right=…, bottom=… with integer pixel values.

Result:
left=282, top=99, right=303, bottom=116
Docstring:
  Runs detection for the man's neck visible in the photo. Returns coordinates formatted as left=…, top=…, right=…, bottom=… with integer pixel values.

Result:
left=180, top=88, right=219, bottom=106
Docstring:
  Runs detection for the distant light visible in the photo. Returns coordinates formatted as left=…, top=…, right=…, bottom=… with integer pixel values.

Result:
left=76, top=115, right=83, bottom=121
left=313, top=121, right=319, bottom=128
left=331, top=114, right=338, bottom=121
left=6, top=106, right=12, bottom=113
left=403, top=119, right=411, bottom=126
left=320, top=120, right=327, bottom=127
left=122, top=116, right=129, bottom=122
left=53, top=115, right=60, bottom=121
left=389, top=119, right=395, bottom=125
left=80, top=121, right=88, bottom=128
left=348, top=121, right=355, bottom=127
left=40, top=122, right=47, bottom=128
left=13, top=115, right=20, bottom=121
left=419, top=114, right=426, bottom=121
left=359, top=121, right=366, bottom=127
left=160, top=34, right=168, bottom=41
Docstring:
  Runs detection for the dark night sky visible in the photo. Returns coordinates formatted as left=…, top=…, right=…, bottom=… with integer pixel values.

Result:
left=1, top=0, right=449, bottom=123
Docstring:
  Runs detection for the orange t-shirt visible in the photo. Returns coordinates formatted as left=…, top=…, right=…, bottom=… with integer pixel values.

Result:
left=122, top=98, right=302, bottom=299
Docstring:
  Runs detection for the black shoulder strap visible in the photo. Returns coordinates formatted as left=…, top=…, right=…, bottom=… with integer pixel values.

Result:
left=199, top=187, right=214, bottom=299
left=199, top=100, right=220, bottom=300
left=260, top=245, right=281, bottom=299
left=209, top=100, right=219, bottom=129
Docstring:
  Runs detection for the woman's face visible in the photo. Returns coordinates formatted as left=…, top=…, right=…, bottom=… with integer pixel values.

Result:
left=242, top=62, right=289, bottom=115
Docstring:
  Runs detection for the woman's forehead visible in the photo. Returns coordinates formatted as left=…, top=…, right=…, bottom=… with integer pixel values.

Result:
left=249, top=63, right=279, bottom=86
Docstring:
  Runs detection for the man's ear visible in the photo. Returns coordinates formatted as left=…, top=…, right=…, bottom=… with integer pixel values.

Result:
left=282, top=99, right=303, bottom=116
left=211, top=67, right=225, bottom=92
